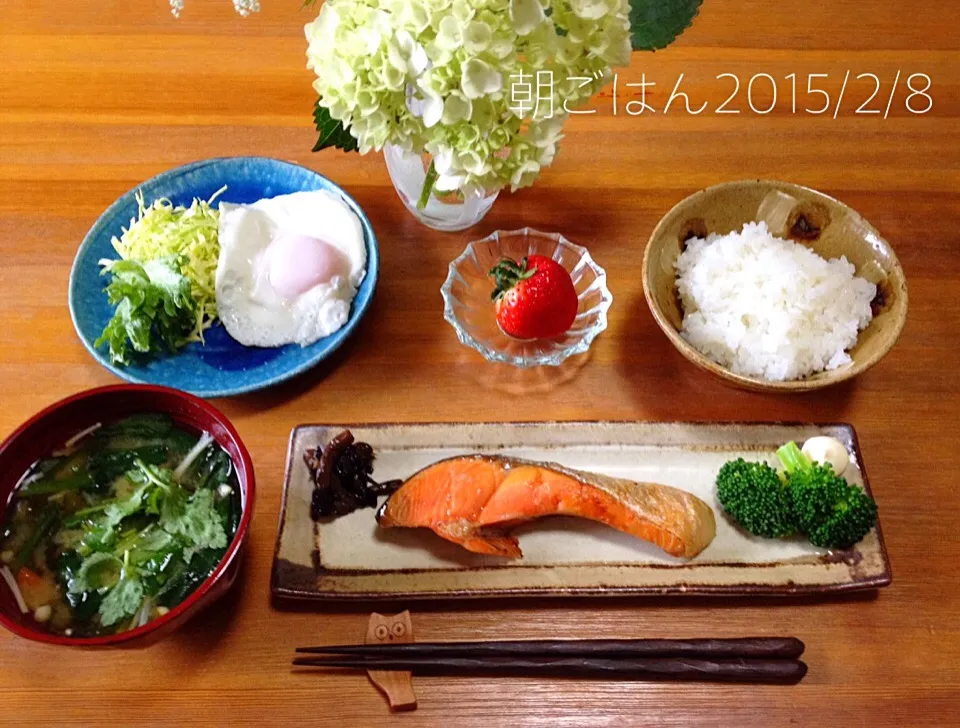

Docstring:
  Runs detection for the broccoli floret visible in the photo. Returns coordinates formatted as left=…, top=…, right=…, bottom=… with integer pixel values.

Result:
left=776, top=441, right=878, bottom=550
left=716, top=458, right=796, bottom=538
left=806, top=486, right=879, bottom=549
left=778, top=441, right=849, bottom=533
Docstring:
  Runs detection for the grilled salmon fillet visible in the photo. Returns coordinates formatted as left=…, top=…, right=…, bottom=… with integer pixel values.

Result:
left=376, top=455, right=716, bottom=559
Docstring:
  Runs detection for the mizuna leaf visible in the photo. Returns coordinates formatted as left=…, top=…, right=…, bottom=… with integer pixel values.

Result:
left=312, top=101, right=360, bottom=153
left=630, top=0, right=703, bottom=51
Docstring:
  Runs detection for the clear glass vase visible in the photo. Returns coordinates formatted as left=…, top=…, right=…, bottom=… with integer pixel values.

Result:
left=383, top=143, right=499, bottom=232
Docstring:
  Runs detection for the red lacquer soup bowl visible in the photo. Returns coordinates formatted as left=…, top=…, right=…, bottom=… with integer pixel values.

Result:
left=0, top=385, right=255, bottom=646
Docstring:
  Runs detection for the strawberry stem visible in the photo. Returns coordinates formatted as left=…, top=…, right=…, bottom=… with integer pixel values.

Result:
left=489, top=257, right=538, bottom=301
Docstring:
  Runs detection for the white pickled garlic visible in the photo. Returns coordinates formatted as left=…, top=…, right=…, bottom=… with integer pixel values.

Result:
left=801, top=436, right=849, bottom=476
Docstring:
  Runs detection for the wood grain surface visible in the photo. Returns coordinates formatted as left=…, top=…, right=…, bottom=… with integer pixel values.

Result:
left=1, top=1, right=959, bottom=726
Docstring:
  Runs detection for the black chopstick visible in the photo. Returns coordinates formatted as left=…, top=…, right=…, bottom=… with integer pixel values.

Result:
left=292, top=655, right=807, bottom=684
left=295, top=637, right=804, bottom=660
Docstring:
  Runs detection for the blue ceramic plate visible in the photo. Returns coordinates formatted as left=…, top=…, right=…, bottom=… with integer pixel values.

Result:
left=69, top=157, right=378, bottom=398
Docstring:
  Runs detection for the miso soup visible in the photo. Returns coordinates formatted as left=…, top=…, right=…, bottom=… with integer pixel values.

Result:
left=0, top=414, right=241, bottom=637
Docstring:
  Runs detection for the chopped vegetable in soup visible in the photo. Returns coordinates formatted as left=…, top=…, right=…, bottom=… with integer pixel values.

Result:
left=0, top=414, right=241, bottom=637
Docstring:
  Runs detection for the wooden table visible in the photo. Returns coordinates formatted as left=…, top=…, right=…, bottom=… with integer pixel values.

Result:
left=2, top=1, right=958, bottom=725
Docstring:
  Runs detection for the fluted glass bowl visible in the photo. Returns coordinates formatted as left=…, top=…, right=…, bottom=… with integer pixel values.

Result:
left=441, top=229, right=612, bottom=368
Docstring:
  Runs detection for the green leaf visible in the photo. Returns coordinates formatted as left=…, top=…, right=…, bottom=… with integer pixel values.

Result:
left=88, top=445, right=169, bottom=487
left=116, top=525, right=174, bottom=559
left=18, top=470, right=95, bottom=497
left=102, top=481, right=151, bottom=528
left=160, top=484, right=187, bottom=531
left=94, top=257, right=197, bottom=366
left=630, top=0, right=703, bottom=51
left=312, top=101, right=359, bottom=153
left=13, top=506, right=60, bottom=570
left=69, top=552, right=121, bottom=594
left=98, top=414, right=174, bottom=441
left=161, top=488, right=227, bottom=563
left=65, top=466, right=156, bottom=538
left=99, top=574, right=144, bottom=627
left=155, top=547, right=222, bottom=608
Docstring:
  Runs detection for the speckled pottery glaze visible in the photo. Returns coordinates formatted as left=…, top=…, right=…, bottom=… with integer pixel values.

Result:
left=272, top=421, right=891, bottom=601
left=642, top=179, right=908, bottom=393
left=69, top=157, right=379, bottom=398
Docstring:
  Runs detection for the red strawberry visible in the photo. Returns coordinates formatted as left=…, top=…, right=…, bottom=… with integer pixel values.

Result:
left=489, top=255, right=579, bottom=339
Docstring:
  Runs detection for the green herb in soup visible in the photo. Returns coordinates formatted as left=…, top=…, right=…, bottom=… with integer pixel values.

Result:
left=0, top=414, right=241, bottom=637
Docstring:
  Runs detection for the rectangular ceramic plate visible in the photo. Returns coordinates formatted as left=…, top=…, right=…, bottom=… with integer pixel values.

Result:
left=271, top=422, right=891, bottom=601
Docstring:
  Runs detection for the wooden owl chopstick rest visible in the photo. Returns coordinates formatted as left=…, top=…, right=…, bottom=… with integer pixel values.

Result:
left=364, top=611, right=417, bottom=711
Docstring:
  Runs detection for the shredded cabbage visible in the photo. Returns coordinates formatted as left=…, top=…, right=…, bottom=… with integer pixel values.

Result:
left=110, top=186, right=225, bottom=342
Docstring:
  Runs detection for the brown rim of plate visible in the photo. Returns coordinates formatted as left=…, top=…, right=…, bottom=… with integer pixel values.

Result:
left=641, top=179, right=909, bottom=393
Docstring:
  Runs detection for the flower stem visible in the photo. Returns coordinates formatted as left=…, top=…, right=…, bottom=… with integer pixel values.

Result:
left=417, top=160, right=438, bottom=210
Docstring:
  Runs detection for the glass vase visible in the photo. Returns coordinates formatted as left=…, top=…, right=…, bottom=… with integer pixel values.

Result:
left=383, top=143, right=499, bottom=232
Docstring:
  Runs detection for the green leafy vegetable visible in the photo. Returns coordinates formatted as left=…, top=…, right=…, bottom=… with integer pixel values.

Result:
left=312, top=101, right=359, bottom=153
left=18, top=470, right=94, bottom=497
left=110, top=189, right=223, bottom=333
left=182, top=448, right=233, bottom=492
left=61, top=459, right=231, bottom=628
left=96, top=414, right=174, bottom=442
left=69, top=552, right=121, bottom=594
left=3, top=414, right=241, bottom=638
left=159, top=479, right=187, bottom=527
left=125, top=527, right=174, bottom=557
left=88, top=445, right=169, bottom=486
left=94, top=257, right=198, bottom=366
left=59, top=551, right=103, bottom=624
left=19, top=452, right=95, bottom=497
left=156, top=547, right=223, bottom=608
left=13, top=505, right=60, bottom=569
left=96, top=187, right=224, bottom=366
left=161, top=488, right=227, bottom=563
left=99, top=569, right=144, bottom=627
left=629, top=0, right=703, bottom=51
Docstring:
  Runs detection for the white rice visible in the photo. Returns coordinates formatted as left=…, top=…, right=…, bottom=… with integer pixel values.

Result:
left=675, top=221, right=877, bottom=382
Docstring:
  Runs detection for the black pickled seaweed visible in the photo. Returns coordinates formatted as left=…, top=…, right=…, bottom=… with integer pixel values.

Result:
left=305, top=430, right=402, bottom=520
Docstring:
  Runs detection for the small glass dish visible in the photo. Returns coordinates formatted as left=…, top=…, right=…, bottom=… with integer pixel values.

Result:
left=441, top=228, right=612, bottom=368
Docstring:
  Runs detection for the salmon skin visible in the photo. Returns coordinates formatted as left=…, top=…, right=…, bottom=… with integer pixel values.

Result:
left=376, top=455, right=716, bottom=559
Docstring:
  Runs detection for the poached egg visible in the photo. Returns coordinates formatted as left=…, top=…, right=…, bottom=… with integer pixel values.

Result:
left=215, top=190, right=366, bottom=348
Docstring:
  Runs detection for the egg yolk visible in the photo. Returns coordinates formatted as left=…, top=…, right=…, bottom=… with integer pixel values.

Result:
left=262, top=232, right=349, bottom=300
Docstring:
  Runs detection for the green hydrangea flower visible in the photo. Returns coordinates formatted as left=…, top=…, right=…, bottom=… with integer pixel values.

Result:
left=305, top=0, right=631, bottom=193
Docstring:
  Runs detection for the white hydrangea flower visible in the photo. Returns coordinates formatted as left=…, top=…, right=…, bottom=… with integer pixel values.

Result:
left=306, top=0, right=632, bottom=193
left=569, top=0, right=615, bottom=20
left=169, top=0, right=259, bottom=16
left=510, top=159, right=541, bottom=189
left=463, top=21, right=493, bottom=53
left=451, top=0, right=475, bottom=25
left=418, top=80, right=445, bottom=128
left=233, top=0, right=260, bottom=16
left=527, top=114, right=567, bottom=148
left=433, top=147, right=467, bottom=191
left=509, top=0, right=546, bottom=35
left=461, top=58, right=502, bottom=99
left=434, top=15, right=462, bottom=50
left=441, top=91, right=473, bottom=124
left=388, top=30, right=430, bottom=77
